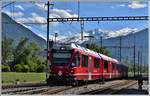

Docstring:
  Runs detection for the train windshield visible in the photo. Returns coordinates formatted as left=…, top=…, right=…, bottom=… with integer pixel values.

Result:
left=53, top=50, right=72, bottom=65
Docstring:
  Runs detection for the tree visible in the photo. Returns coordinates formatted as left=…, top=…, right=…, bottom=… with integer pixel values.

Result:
left=86, top=43, right=111, bottom=56
left=14, top=64, right=22, bottom=72
left=13, top=37, right=45, bottom=72
left=36, top=64, right=45, bottom=72
left=2, top=64, right=10, bottom=72
left=2, top=37, right=14, bottom=65
left=13, top=37, right=28, bottom=65
left=2, top=37, right=45, bottom=72
left=22, top=64, right=29, bottom=72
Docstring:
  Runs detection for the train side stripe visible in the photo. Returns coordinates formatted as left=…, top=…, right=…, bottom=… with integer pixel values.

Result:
left=73, top=73, right=119, bottom=76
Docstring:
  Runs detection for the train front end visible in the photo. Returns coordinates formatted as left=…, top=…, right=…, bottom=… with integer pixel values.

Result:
left=47, top=44, right=77, bottom=85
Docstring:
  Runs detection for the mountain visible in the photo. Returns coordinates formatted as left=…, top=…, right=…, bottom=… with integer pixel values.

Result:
left=87, top=27, right=139, bottom=39
left=2, top=13, right=46, bottom=49
left=84, top=28, right=148, bottom=65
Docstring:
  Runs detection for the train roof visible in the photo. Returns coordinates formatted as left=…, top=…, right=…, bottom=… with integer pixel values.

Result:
left=53, top=43, right=120, bottom=64
left=70, top=43, right=119, bottom=64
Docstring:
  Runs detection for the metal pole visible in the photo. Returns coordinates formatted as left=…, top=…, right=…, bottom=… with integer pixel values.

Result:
left=54, top=33, right=58, bottom=43
left=78, top=0, right=80, bottom=18
left=133, top=35, right=136, bottom=77
left=46, top=1, right=50, bottom=80
left=119, top=36, right=122, bottom=62
left=140, top=49, right=142, bottom=75
left=100, top=36, right=102, bottom=48
left=81, top=21, right=84, bottom=40
left=138, top=51, right=140, bottom=75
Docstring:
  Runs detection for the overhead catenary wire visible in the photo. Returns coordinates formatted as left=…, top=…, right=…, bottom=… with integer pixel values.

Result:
left=2, top=1, right=16, bottom=8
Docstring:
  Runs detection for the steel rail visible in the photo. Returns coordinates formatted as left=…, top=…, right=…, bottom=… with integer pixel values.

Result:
left=80, top=80, right=136, bottom=94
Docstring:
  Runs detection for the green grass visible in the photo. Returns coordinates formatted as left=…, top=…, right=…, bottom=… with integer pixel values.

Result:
left=2, top=72, right=46, bottom=85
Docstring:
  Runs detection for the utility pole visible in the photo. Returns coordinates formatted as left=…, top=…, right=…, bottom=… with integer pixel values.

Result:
left=78, top=0, right=80, bottom=18
left=46, top=1, right=54, bottom=80
left=100, top=36, right=103, bottom=48
left=133, top=34, right=136, bottom=77
left=46, top=1, right=50, bottom=80
left=80, top=21, right=84, bottom=40
left=119, top=36, right=122, bottom=62
left=138, top=51, right=140, bottom=75
left=140, top=48, right=142, bottom=75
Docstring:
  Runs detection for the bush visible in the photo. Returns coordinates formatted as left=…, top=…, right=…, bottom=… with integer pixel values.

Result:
left=22, top=65, right=29, bottom=72
left=36, top=64, right=45, bottom=73
left=2, top=64, right=10, bottom=72
left=28, top=63, right=37, bottom=72
left=14, top=64, right=22, bottom=72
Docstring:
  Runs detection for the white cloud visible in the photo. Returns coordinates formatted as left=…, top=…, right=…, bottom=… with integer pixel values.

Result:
left=5, top=11, right=24, bottom=17
left=35, top=3, right=78, bottom=18
left=117, top=4, right=125, bottom=7
left=31, top=12, right=46, bottom=23
left=16, top=12, right=46, bottom=23
left=110, top=6, right=115, bottom=9
left=50, top=8, right=78, bottom=18
left=128, top=1, right=147, bottom=9
left=35, top=3, right=47, bottom=11
left=15, top=5, right=24, bottom=11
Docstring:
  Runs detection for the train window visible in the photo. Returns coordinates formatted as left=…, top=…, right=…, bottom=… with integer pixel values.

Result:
left=104, top=60, right=108, bottom=69
left=94, top=58, right=100, bottom=68
left=72, top=53, right=80, bottom=66
left=112, top=63, right=115, bottom=70
left=82, top=55, right=88, bottom=67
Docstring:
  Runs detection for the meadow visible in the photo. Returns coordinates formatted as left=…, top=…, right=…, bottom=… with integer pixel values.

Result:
left=2, top=72, right=46, bottom=85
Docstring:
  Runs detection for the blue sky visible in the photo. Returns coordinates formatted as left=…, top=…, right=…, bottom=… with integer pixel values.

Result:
left=2, top=1, right=148, bottom=40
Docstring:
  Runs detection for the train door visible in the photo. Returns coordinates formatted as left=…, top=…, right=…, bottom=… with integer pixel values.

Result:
left=92, top=57, right=100, bottom=80
left=104, top=60, right=109, bottom=79
left=112, top=63, right=115, bottom=78
left=109, top=62, right=112, bottom=79
left=88, top=56, right=92, bottom=80
left=100, top=59, right=104, bottom=79
left=81, top=54, right=89, bottom=80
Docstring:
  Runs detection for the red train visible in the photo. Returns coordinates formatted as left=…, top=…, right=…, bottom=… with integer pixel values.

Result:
left=46, top=43, right=128, bottom=85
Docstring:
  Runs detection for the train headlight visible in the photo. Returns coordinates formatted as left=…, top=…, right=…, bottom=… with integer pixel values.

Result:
left=71, top=69, right=74, bottom=73
left=58, top=71, right=62, bottom=76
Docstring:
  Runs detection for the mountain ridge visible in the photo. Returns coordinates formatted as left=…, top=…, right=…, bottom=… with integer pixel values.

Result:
left=2, top=13, right=46, bottom=49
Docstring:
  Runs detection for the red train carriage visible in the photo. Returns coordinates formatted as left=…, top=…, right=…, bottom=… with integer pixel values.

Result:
left=46, top=43, right=128, bottom=85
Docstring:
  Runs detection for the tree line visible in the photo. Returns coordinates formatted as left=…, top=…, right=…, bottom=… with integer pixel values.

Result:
left=2, top=37, right=45, bottom=72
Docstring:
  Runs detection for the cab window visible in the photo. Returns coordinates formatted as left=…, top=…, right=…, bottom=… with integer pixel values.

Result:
left=72, top=53, right=80, bottom=66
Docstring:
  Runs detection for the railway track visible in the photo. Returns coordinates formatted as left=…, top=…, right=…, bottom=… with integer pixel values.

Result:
left=2, top=86, right=48, bottom=94
left=2, top=82, right=46, bottom=89
left=40, top=86, right=72, bottom=94
left=80, top=80, right=137, bottom=94
left=13, top=86, right=73, bottom=95
left=2, top=80, right=137, bottom=95
left=2, top=84, right=73, bottom=95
